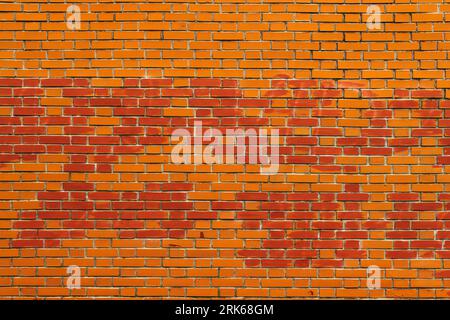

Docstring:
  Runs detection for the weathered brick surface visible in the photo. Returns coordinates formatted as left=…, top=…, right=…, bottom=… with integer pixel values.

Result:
left=1, top=0, right=450, bottom=299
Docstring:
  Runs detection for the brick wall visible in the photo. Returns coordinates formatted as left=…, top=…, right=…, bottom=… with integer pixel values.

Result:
left=1, top=0, right=450, bottom=299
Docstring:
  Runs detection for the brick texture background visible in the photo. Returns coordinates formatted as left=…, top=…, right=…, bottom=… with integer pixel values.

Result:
left=1, top=0, right=450, bottom=299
